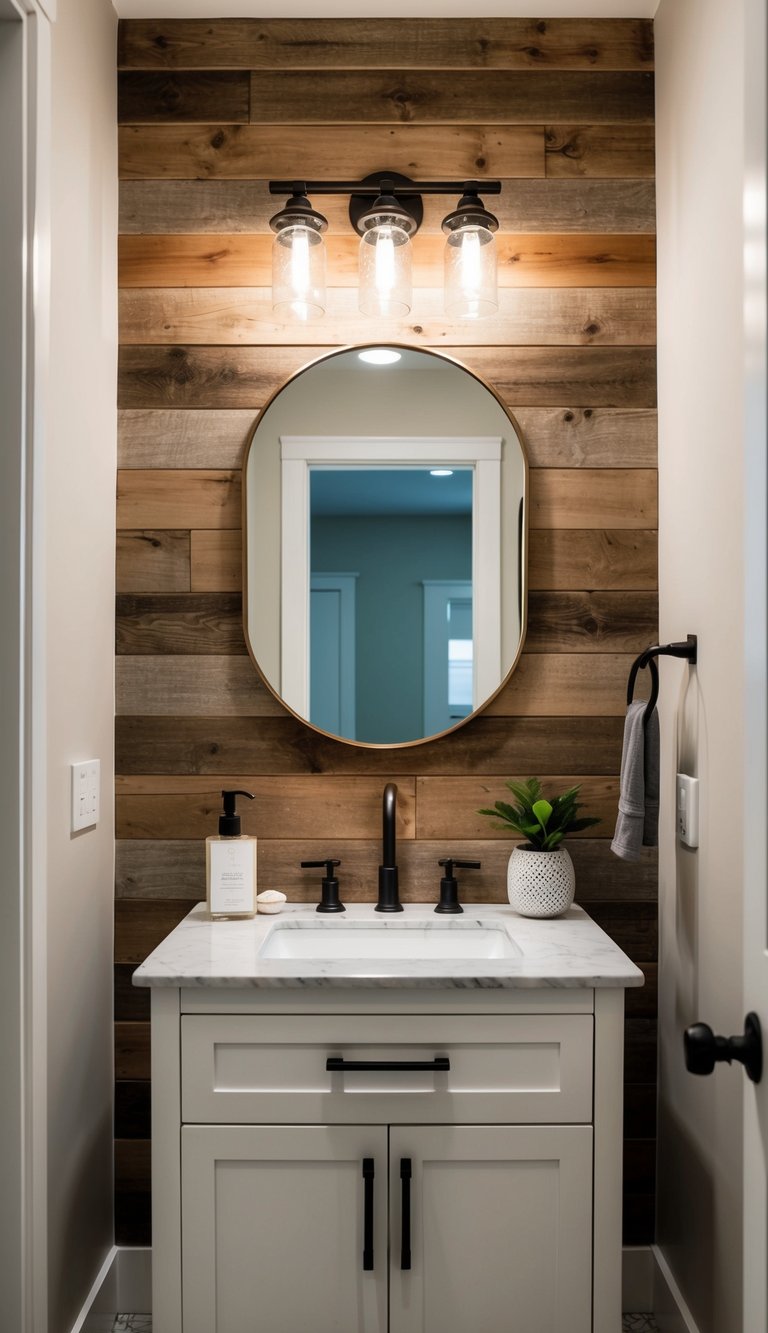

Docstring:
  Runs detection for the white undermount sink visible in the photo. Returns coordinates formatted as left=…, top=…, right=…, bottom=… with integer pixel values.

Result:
left=257, top=921, right=522, bottom=962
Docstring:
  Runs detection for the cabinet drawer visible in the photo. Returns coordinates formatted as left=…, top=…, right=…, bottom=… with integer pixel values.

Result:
left=181, top=1013, right=593, bottom=1124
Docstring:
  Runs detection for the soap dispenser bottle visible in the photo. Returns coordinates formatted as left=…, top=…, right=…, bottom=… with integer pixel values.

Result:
left=206, top=789, right=257, bottom=920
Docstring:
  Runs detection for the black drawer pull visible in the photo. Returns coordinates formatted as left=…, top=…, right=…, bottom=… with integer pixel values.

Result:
left=326, top=1057, right=450, bottom=1073
left=362, top=1158, right=374, bottom=1271
left=400, top=1157, right=412, bottom=1270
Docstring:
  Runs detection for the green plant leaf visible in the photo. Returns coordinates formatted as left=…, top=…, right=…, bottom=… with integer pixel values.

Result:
left=543, top=830, right=565, bottom=849
left=532, top=799, right=553, bottom=832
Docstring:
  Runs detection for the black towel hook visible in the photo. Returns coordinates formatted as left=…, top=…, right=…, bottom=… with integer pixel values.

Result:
left=627, top=634, right=698, bottom=725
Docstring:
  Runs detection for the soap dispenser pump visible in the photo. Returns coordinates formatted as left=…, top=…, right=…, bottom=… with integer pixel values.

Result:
left=206, top=789, right=257, bottom=920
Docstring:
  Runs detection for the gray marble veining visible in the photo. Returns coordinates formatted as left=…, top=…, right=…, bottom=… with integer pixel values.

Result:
left=132, top=902, right=644, bottom=990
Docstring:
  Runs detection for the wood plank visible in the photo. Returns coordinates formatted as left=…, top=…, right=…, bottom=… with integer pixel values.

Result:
left=487, top=653, right=636, bottom=716
left=415, top=775, right=618, bottom=839
left=625, top=963, right=657, bottom=1019
left=528, top=529, right=657, bottom=589
left=117, top=18, right=654, bottom=72
left=115, top=714, right=625, bottom=776
left=119, top=178, right=657, bottom=235
left=118, top=71, right=250, bottom=123
left=624, top=1016, right=658, bottom=1081
left=115, top=836, right=657, bottom=902
left=119, top=286, right=657, bottom=347
left=116, top=530, right=190, bottom=593
left=116, top=470, right=241, bottom=530
left=116, top=593, right=246, bottom=655
left=529, top=469, right=657, bottom=528
left=118, top=233, right=655, bottom=289
left=115, top=963, right=151, bottom=1020
left=116, top=776, right=417, bottom=840
left=115, top=1022, right=151, bottom=1080
left=545, top=124, right=654, bottom=177
left=249, top=70, right=654, bottom=124
left=526, top=591, right=657, bottom=652
left=118, top=346, right=657, bottom=410
left=116, top=1080, right=151, bottom=1139
left=190, top=530, right=241, bottom=591
left=116, top=655, right=279, bottom=716
left=587, top=903, right=656, bottom=963
left=118, top=408, right=255, bottom=469
left=623, top=1083, right=656, bottom=1138
left=516, top=408, right=656, bottom=468
left=116, top=899, right=192, bottom=963
left=118, top=123, right=544, bottom=181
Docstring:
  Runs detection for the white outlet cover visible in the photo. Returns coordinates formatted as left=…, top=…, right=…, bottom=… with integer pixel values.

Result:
left=71, top=760, right=100, bottom=832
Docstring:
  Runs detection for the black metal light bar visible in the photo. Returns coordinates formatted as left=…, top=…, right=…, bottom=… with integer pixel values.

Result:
left=268, top=178, right=502, bottom=197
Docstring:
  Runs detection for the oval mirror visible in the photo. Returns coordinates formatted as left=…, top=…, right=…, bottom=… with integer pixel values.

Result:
left=243, top=344, right=528, bottom=747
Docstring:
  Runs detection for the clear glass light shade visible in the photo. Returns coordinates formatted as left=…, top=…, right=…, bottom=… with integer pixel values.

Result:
left=272, top=224, right=326, bottom=320
left=444, top=224, right=498, bottom=319
left=358, top=219, right=412, bottom=317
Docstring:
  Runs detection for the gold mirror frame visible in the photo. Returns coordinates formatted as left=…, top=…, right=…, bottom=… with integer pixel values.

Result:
left=241, top=343, right=529, bottom=749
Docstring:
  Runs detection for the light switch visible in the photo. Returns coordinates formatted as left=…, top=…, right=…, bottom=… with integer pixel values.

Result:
left=71, top=760, right=100, bottom=832
left=676, top=773, right=699, bottom=848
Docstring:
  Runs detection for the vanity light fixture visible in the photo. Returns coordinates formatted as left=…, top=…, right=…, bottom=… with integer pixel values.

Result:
left=268, top=175, right=501, bottom=320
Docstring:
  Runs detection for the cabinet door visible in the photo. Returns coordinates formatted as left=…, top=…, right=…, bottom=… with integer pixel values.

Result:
left=389, top=1125, right=592, bottom=1333
left=182, top=1124, right=388, bottom=1333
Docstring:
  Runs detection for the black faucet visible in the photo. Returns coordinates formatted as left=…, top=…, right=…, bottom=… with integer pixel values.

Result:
left=376, top=782, right=403, bottom=912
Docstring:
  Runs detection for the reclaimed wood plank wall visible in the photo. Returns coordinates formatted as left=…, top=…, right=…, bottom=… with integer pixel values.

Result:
left=115, top=15, right=658, bottom=1246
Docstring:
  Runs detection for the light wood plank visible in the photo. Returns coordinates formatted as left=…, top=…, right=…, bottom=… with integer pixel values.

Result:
left=116, top=776, right=417, bottom=840
left=529, top=468, right=657, bottom=528
left=415, top=774, right=618, bottom=839
left=119, top=286, right=656, bottom=346
left=118, top=71, right=250, bottom=123
left=118, top=408, right=255, bottom=469
left=546, top=123, right=654, bottom=177
left=118, top=123, right=544, bottom=182
left=190, top=529, right=241, bottom=591
left=118, top=346, right=657, bottom=410
left=116, top=593, right=245, bottom=656
left=487, top=653, right=637, bottom=716
left=117, top=18, right=654, bottom=72
left=116, top=655, right=278, bottom=717
left=249, top=69, right=654, bottom=124
left=528, top=529, right=657, bottom=589
left=525, top=590, right=657, bottom=652
left=117, top=470, right=241, bottom=530
left=119, top=178, right=657, bottom=235
left=116, top=530, right=191, bottom=593
left=514, top=407, right=656, bottom=467
left=118, top=233, right=655, bottom=289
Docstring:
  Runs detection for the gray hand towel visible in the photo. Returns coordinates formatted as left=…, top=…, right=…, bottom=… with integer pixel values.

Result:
left=611, top=700, right=660, bottom=861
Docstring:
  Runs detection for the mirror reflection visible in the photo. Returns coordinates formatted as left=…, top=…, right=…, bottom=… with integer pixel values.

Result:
left=243, top=346, right=527, bottom=746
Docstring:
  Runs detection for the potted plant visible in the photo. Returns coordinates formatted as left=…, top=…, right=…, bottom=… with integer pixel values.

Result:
left=478, top=778, right=601, bottom=917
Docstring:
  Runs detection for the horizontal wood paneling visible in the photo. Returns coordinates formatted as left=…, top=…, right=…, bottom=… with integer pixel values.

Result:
left=118, top=345, right=657, bottom=409
left=487, top=653, right=637, bottom=716
left=116, top=592, right=245, bottom=655
left=118, top=71, right=250, bottom=122
left=116, top=530, right=191, bottom=593
left=529, top=469, right=657, bottom=528
left=415, top=775, right=619, bottom=839
left=545, top=123, right=654, bottom=177
left=119, top=123, right=545, bottom=181
left=190, top=530, right=241, bottom=591
left=118, top=233, right=655, bottom=289
left=528, top=530, right=657, bottom=589
left=118, top=408, right=255, bottom=468
left=119, top=179, right=657, bottom=236
left=118, top=18, right=654, bottom=72
left=115, top=1022, right=150, bottom=1080
left=525, top=591, right=658, bottom=652
left=117, top=470, right=240, bottom=530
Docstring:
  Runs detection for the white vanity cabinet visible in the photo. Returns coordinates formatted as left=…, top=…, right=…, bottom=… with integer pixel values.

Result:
left=150, top=985, right=626, bottom=1333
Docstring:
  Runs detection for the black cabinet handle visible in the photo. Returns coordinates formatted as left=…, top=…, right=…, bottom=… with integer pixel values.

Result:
left=327, top=1057, right=450, bottom=1073
left=400, top=1157, right=412, bottom=1270
left=362, top=1158, right=374, bottom=1271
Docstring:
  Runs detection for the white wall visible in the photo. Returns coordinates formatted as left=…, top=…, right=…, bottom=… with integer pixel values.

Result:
left=46, top=0, right=117, bottom=1329
left=655, top=2, right=747, bottom=1329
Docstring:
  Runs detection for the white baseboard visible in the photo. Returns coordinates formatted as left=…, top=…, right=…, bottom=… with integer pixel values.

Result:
left=652, top=1245, right=702, bottom=1333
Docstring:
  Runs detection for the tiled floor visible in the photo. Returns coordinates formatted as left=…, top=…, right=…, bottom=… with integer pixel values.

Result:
left=111, top=1318, right=659, bottom=1331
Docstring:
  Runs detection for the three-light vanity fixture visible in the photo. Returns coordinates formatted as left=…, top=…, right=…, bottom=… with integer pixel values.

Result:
left=268, top=173, right=501, bottom=321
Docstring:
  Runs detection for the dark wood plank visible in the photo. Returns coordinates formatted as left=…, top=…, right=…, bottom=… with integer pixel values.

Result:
left=586, top=903, right=656, bottom=963
left=415, top=775, right=619, bottom=840
left=119, top=178, right=657, bottom=235
left=546, top=123, right=654, bottom=177
left=116, top=899, right=192, bottom=964
left=623, top=1084, right=657, bottom=1139
left=118, top=346, right=657, bottom=410
left=526, top=591, right=658, bottom=652
left=115, top=1021, right=151, bottom=1080
left=116, top=655, right=280, bottom=716
left=115, top=714, right=626, bottom=777
left=116, top=530, right=191, bottom=593
left=118, top=18, right=654, bottom=72
left=624, top=1017, right=658, bottom=1082
left=488, top=653, right=636, bottom=716
left=528, top=530, right=657, bottom=589
left=115, top=962, right=151, bottom=1019
left=625, top=963, right=657, bottom=1019
left=116, top=593, right=246, bottom=655
left=249, top=70, right=654, bottom=124
left=115, top=1080, right=151, bottom=1139
left=118, top=71, right=250, bottom=123
left=119, top=123, right=544, bottom=182
left=117, top=840, right=205, bottom=899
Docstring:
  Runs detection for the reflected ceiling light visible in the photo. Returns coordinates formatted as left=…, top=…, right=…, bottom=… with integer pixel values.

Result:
left=430, top=469, right=454, bottom=477
left=358, top=348, right=402, bottom=365
left=268, top=176, right=501, bottom=321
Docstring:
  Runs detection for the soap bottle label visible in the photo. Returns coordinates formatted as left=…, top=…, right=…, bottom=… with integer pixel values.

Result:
left=209, top=839, right=255, bottom=916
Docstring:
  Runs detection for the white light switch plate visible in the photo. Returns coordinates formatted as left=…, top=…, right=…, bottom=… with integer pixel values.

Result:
left=71, top=760, right=100, bottom=832
left=676, top=772, right=699, bottom=848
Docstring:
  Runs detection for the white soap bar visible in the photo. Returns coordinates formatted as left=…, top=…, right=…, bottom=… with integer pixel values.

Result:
left=256, top=890, right=287, bottom=914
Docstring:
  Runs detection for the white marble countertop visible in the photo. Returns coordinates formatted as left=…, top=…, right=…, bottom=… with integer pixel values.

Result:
left=132, top=902, right=645, bottom=990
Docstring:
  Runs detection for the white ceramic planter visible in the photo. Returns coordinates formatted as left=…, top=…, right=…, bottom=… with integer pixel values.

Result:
left=507, top=845, right=575, bottom=918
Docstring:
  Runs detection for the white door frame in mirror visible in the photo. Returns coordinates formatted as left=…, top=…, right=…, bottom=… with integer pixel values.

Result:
left=280, top=435, right=502, bottom=725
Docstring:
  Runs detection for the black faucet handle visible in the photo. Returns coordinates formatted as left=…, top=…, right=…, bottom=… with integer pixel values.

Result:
left=435, top=859, right=481, bottom=914
left=301, top=859, right=341, bottom=873
left=300, top=859, right=344, bottom=913
left=439, top=859, right=481, bottom=872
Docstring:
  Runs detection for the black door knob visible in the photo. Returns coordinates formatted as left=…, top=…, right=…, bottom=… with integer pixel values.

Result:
left=684, top=1012, right=762, bottom=1083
